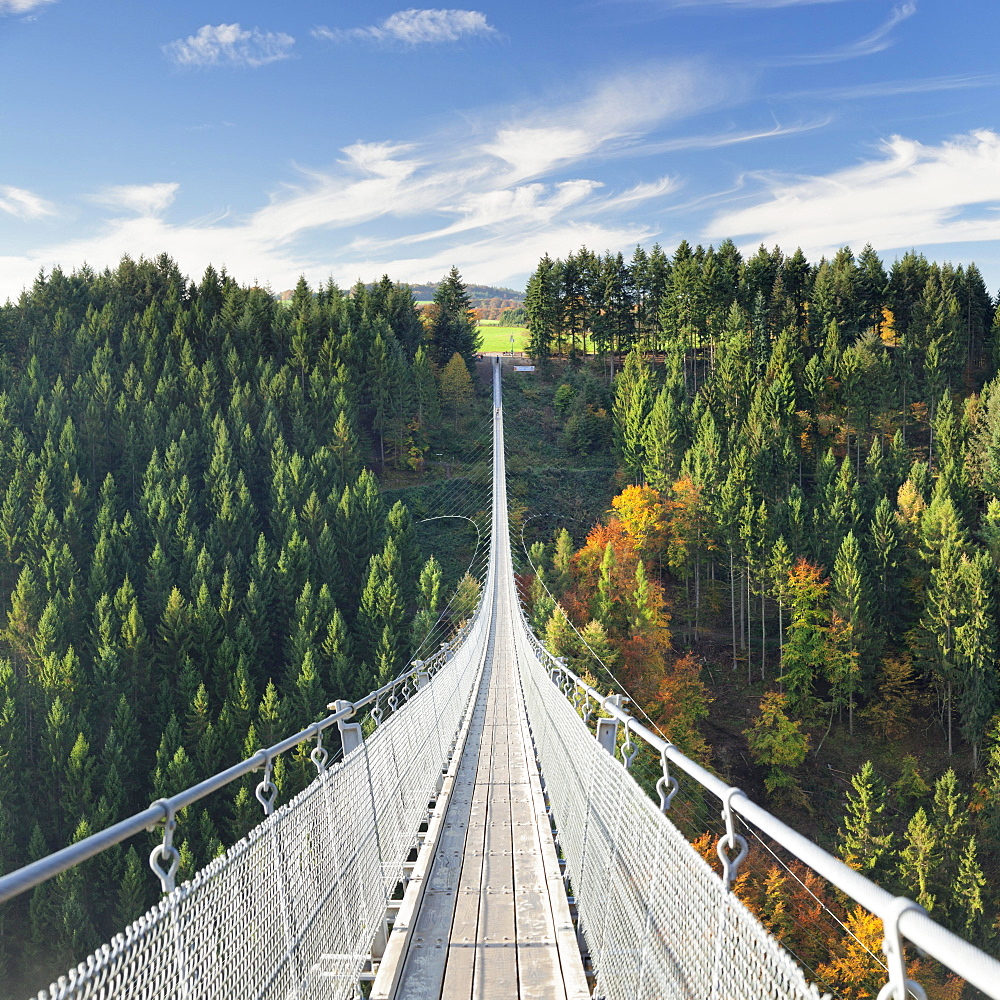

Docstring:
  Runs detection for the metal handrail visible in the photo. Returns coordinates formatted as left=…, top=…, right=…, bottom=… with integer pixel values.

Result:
left=0, top=618, right=480, bottom=907
left=530, top=635, right=1000, bottom=999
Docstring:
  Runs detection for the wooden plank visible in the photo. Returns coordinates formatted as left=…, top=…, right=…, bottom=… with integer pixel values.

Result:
left=474, top=649, right=519, bottom=998
left=383, top=587, right=588, bottom=1000
left=510, top=726, right=563, bottom=1000
left=515, top=670, right=592, bottom=1000
left=385, top=655, right=494, bottom=1000
left=439, top=675, right=495, bottom=997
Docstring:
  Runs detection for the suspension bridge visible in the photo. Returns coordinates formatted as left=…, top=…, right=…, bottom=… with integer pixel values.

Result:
left=2, top=358, right=1000, bottom=1000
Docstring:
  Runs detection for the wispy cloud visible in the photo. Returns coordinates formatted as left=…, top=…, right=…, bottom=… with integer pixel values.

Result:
left=658, top=0, right=854, bottom=8
left=785, top=1, right=917, bottom=64
left=0, top=62, right=811, bottom=295
left=92, top=183, right=179, bottom=216
left=791, top=72, right=1000, bottom=101
left=706, top=129, right=1000, bottom=258
left=627, top=117, right=830, bottom=157
left=0, top=185, right=55, bottom=219
left=482, top=63, right=723, bottom=182
left=163, top=24, right=294, bottom=68
left=314, top=9, right=497, bottom=46
left=0, top=0, right=54, bottom=13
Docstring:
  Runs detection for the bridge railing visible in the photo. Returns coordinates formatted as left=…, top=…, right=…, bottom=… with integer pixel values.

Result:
left=0, top=596, right=491, bottom=1000
left=514, top=616, right=1000, bottom=1000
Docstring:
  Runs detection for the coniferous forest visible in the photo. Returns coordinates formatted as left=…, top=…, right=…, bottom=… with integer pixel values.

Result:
left=0, top=257, right=493, bottom=995
left=517, top=240, right=1000, bottom=996
left=2, top=239, right=1000, bottom=998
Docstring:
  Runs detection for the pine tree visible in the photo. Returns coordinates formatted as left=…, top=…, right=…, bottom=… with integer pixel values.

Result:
left=544, top=605, right=579, bottom=661
left=321, top=608, right=353, bottom=698
left=411, top=555, right=443, bottom=652
left=644, top=380, right=687, bottom=490
left=525, top=254, right=560, bottom=364
left=552, top=528, right=574, bottom=593
left=781, top=560, right=828, bottom=717
left=955, top=552, right=998, bottom=766
left=830, top=530, right=870, bottom=725
left=869, top=497, right=901, bottom=637
left=892, top=753, right=930, bottom=809
left=930, top=768, right=967, bottom=917
left=117, top=845, right=151, bottom=927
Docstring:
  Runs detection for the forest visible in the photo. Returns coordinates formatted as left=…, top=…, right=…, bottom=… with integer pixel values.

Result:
left=1, top=237, right=999, bottom=999
left=0, top=258, right=489, bottom=996
left=515, top=240, right=1000, bottom=996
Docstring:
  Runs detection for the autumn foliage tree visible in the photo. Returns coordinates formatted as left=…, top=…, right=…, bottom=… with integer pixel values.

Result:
left=744, top=691, right=811, bottom=803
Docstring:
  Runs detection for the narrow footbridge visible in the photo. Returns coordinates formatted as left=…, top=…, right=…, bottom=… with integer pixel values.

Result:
left=3, top=361, right=1000, bottom=1000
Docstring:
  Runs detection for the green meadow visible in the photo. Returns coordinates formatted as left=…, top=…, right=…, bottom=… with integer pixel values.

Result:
left=477, top=325, right=529, bottom=353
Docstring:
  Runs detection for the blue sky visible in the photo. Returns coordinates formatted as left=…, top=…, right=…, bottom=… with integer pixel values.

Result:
left=1, top=0, right=999, bottom=298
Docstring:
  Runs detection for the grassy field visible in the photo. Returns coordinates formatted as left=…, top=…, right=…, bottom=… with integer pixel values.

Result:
left=477, top=325, right=529, bottom=352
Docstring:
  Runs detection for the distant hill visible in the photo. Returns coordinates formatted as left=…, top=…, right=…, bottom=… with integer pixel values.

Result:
left=409, top=282, right=525, bottom=304
left=276, top=282, right=525, bottom=313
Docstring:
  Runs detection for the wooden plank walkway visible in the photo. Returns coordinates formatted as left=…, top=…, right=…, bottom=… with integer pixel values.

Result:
left=372, top=594, right=589, bottom=999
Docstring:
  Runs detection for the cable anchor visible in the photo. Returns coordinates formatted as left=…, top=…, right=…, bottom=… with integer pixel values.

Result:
left=255, top=751, right=279, bottom=816
left=716, top=787, right=748, bottom=890
left=310, top=724, right=329, bottom=774
left=148, top=798, right=180, bottom=894
left=656, top=746, right=680, bottom=812
left=876, top=897, right=927, bottom=1000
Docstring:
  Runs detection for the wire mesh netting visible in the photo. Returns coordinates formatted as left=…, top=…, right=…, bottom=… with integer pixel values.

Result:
left=31, top=610, right=488, bottom=1000
left=514, top=625, right=827, bottom=1000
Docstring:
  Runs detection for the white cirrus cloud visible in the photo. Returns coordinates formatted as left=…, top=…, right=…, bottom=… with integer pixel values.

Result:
left=784, top=0, right=917, bottom=64
left=0, top=0, right=54, bottom=13
left=706, top=129, right=1000, bottom=258
left=92, top=182, right=179, bottom=216
left=164, top=23, right=294, bottom=68
left=662, top=0, right=853, bottom=7
left=790, top=73, right=1000, bottom=101
left=482, top=63, right=725, bottom=182
left=0, top=62, right=804, bottom=298
left=313, top=9, right=497, bottom=45
left=0, top=185, right=55, bottom=219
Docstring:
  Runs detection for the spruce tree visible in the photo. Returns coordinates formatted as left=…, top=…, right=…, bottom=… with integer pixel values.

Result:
left=525, top=254, right=560, bottom=364
left=612, top=348, right=652, bottom=484
left=837, top=761, right=892, bottom=877
left=952, top=836, right=987, bottom=942
left=429, top=267, right=479, bottom=368
left=898, top=806, right=938, bottom=913
left=831, top=530, right=872, bottom=717
left=956, top=552, right=998, bottom=767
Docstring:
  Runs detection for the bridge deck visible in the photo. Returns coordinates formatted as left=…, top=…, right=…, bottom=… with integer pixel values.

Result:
left=373, top=598, right=589, bottom=999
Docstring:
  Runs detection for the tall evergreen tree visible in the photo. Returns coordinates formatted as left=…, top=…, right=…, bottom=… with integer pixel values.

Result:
left=428, top=267, right=480, bottom=369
